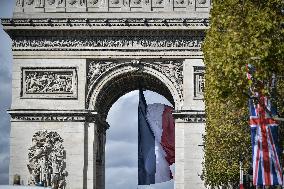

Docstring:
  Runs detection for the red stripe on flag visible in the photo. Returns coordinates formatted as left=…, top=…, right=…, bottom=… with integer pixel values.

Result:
left=161, top=106, right=175, bottom=165
left=259, top=97, right=271, bottom=185
left=253, top=140, right=261, bottom=185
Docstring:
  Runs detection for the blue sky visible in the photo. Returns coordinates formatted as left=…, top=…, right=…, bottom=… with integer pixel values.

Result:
left=0, top=1, right=174, bottom=188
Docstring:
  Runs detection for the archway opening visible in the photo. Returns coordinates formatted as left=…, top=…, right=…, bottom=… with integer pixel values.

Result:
left=106, top=90, right=175, bottom=189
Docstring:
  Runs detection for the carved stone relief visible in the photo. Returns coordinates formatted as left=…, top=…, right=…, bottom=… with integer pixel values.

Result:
left=87, top=59, right=183, bottom=104
left=21, top=67, right=78, bottom=99
left=12, top=0, right=210, bottom=12
left=88, top=0, right=99, bottom=4
left=12, top=36, right=203, bottom=51
left=47, top=0, right=56, bottom=5
left=27, top=130, right=67, bottom=189
left=26, top=0, right=35, bottom=5
left=193, top=66, right=204, bottom=99
left=174, top=110, right=206, bottom=123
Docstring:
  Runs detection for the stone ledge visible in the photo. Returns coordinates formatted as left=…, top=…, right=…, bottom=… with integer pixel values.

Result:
left=1, top=18, right=210, bottom=31
left=173, top=110, right=205, bottom=123
left=7, top=109, right=104, bottom=123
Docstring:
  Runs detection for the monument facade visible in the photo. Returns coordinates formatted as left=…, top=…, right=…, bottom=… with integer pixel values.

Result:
left=2, top=0, right=210, bottom=188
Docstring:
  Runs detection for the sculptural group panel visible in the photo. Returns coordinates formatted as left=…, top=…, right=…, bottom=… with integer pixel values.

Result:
left=21, top=67, right=78, bottom=99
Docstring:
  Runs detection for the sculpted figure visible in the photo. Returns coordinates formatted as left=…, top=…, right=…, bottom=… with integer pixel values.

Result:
left=27, top=131, right=67, bottom=188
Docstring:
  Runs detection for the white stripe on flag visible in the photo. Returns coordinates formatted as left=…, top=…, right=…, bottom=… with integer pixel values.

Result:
left=147, top=103, right=172, bottom=183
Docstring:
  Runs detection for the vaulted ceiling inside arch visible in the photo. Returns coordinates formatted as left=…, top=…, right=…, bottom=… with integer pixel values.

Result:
left=94, top=71, right=174, bottom=117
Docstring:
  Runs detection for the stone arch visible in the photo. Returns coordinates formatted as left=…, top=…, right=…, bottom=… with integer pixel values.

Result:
left=87, top=59, right=183, bottom=118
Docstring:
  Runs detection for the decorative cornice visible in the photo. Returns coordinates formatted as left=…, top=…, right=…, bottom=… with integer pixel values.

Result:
left=1, top=18, right=210, bottom=30
left=173, top=110, right=205, bottom=123
left=8, top=109, right=98, bottom=122
left=12, top=0, right=211, bottom=15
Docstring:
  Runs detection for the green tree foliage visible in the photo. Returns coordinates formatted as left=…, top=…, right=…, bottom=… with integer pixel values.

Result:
left=202, top=0, right=284, bottom=187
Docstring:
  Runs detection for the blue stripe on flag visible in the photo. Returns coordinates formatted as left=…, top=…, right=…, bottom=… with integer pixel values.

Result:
left=138, top=89, right=156, bottom=185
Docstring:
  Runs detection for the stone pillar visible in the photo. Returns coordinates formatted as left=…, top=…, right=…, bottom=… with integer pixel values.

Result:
left=93, top=117, right=108, bottom=189
left=174, top=111, right=206, bottom=189
left=175, top=118, right=185, bottom=189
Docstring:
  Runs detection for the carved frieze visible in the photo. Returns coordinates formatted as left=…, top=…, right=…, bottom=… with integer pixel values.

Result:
left=8, top=110, right=99, bottom=122
left=21, top=67, right=78, bottom=99
left=193, top=66, right=204, bottom=99
left=173, top=110, right=205, bottom=123
left=12, top=36, right=203, bottom=52
left=13, top=0, right=210, bottom=12
left=27, top=130, right=67, bottom=188
left=11, top=115, right=86, bottom=122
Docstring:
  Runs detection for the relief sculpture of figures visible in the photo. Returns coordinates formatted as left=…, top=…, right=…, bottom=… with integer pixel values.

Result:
left=27, top=130, right=67, bottom=189
left=25, top=71, right=73, bottom=94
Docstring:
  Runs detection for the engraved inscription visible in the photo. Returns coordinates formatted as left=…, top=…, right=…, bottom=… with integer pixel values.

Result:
left=22, top=67, right=78, bottom=99
left=193, top=66, right=204, bottom=99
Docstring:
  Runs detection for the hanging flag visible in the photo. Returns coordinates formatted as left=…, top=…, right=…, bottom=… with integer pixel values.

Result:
left=146, top=103, right=175, bottom=183
left=138, top=89, right=156, bottom=185
left=247, top=64, right=282, bottom=186
left=138, top=90, right=175, bottom=185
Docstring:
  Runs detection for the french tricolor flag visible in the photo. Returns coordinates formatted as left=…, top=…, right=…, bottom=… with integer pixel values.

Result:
left=138, top=89, right=175, bottom=185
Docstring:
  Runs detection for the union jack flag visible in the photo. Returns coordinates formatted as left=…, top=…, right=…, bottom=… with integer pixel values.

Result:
left=249, top=95, right=283, bottom=186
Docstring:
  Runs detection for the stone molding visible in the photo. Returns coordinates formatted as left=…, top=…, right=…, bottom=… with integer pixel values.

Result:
left=13, top=0, right=211, bottom=13
left=8, top=109, right=98, bottom=122
left=173, top=110, right=205, bottom=123
left=1, top=18, right=209, bottom=30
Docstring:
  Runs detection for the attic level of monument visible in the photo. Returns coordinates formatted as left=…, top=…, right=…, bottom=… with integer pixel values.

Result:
left=14, top=0, right=211, bottom=18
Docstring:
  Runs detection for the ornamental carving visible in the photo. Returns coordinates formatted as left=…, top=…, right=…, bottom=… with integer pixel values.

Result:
left=147, top=60, right=183, bottom=102
left=175, top=0, right=184, bottom=4
left=132, top=0, right=141, bottom=4
left=89, top=0, right=98, bottom=4
left=12, top=36, right=203, bottom=51
left=27, top=130, right=67, bottom=188
left=21, top=67, right=78, bottom=99
left=111, top=0, right=120, bottom=4
left=193, top=66, right=204, bottom=99
left=47, top=0, right=56, bottom=5
left=198, top=0, right=206, bottom=4
left=26, top=0, right=34, bottom=5
left=68, top=0, right=77, bottom=4
left=87, top=60, right=183, bottom=103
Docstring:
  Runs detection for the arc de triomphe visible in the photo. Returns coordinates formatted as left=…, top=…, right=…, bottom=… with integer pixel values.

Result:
left=2, top=0, right=209, bottom=188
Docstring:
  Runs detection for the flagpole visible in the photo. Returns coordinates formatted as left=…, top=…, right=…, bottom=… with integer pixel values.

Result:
left=239, top=157, right=244, bottom=189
